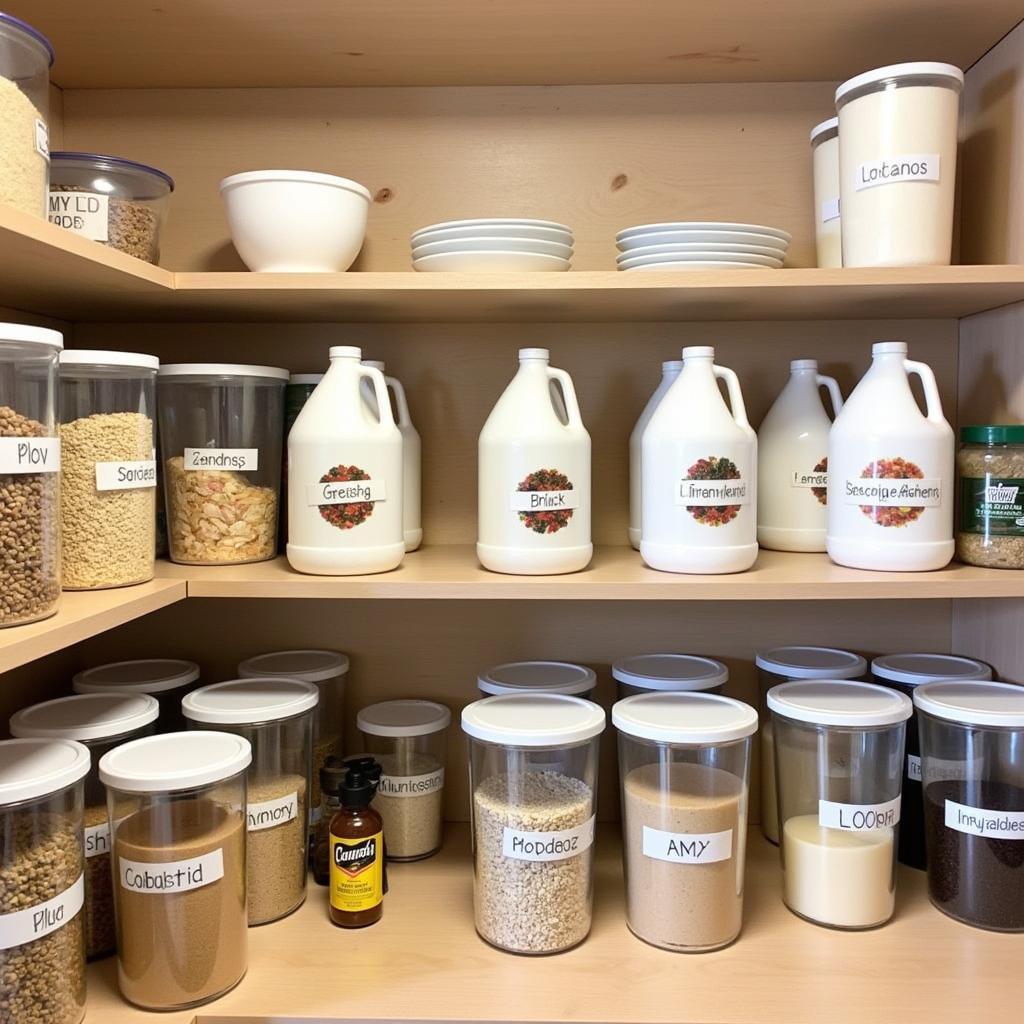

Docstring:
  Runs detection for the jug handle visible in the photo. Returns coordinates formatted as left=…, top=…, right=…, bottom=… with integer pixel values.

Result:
left=358, top=365, right=396, bottom=431
left=904, top=359, right=945, bottom=424
left=816, top=373, right=844, bottom=417
left=547, top=367, right=584, bottom=429
left=388, top=376, right=413, bottom=429
left=712, top=364, right=751, bottom=429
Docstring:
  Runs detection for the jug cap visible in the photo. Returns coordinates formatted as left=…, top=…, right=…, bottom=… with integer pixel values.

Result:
left=790, top=358, right=818, bottom=371
left=662, top=359, right=683, bottom=372
left=872, top=341, right=907, bottom=355
left=519, top=347, right=549, bottom=360
left=329, top=345, right=362, bottom=359
left=682, top=346, right=714, bottom=359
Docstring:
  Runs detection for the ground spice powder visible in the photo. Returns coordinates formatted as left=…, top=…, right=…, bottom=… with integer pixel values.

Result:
left=246, top=774, right=307, bottom=924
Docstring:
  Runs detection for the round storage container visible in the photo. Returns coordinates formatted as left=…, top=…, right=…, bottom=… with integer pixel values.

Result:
left=477, top=660, right=597, bottom=699
left=9, top=693, right=158, bottom=959
left=73, top=658, right=201, bottom=732
left=59, top=350, right=159, bottom=590
left=768, top=680, right=911, bottom=929
left=0, top=737, right=90, bottom=1024
left=914, top=680, right=1024, bottom=932
left=356, top=700, right=451, bottom=862
left=0, top=323, right=62, bottom=626
left=755, top=646, right=866, bottom=844
left=613, top=693, right=758, bottom=952
left=158, top=364, right=287, bottom=565
left=48, top=153, right=174, bottom=263
left=836, top=62, right=963, bottom=267
left=0, top=14, right=53, bottom=217
left=99, top=731, right=251, bottom=1010
left=462, top=694, right=605, bottom=954
left=810, top=117, right=841, bottom=268
left=613, top=654, right=728, bottom=700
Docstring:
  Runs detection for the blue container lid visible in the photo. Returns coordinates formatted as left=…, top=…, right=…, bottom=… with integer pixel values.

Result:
left=0, top=13, right=55, bottom=67
left=51, top=152, right=175, bottom=192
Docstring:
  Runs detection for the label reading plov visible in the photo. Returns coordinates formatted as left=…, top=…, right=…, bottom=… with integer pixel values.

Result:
left=509, top=489, right=580, bottom=512
left=95, top=459, right=157, bottom=491
left=855, top=153, right=940, bottom=191
left=945, top=800, right=1024, bottom=839
left=502, top=816, right=596, bottom=861
left=642, top=825, right=733, bottom=864
left=907, top=754, right=922, bottom=783
left=307, top=478, right=387, bottom=507
left=960, top=477, right=1024, bottom=536
left=819, top=796, right=901, bottom=831
left=184, top=447, right=258, bottom=472
left=0, top=874, right=83, bottom=951
left=0, top=437, right=59, bottom=474
left=820, top=196, right=840, bottom=224
left=330, top=832, right=384, bottom=913
left=48, top=191, right=110, bottom=241
left=377, top=767, right=444, bottom=799
left=844, top=478, right=941, bottom=506
left=247, top=791, right=298, bottom=832
left=119, top=849, right=224, bottom=894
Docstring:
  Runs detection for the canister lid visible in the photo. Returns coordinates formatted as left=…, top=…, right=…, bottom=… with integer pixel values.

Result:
left=73, top=659, right=200, bottom=695
left=871, top=653, right=992, bottom=687
left=612, top=654, right=728, bottom=692
left=462, top=694, right=606, bottom=747
left=357, top=700, right=451, bottom=737
left=477, top=660, right=596, bottom=696
left=289, top=373, right=323, bottom=385
left=158, top=363, right=288, bottom=380
left=0, top=14, right=55, bottom=66
left=0, top=739, right=90, bottom=806
left=10, top=693, right=159, bottom=742
left=767, top=679, right=912, bottom=727
left=913, top=680, right=1024, bottom=728
left=237, top=649, right=349, bottom=684
left=755, top=646, right=866, bottom=679
left=60, top=349, right=159, bottom=370
left=960, top=424, right=1024, bottom=445
left=50, top=152, right=175, bottom=191
left=613, top=693, right=758, bottom=744
left=99, top=731, right=252, bottom=793
left=835, top=62, right=964, bottom=106
left=182, top=678, right=319, bottom=725
left=0, top=323, right=63, bottom=349
left=810, top=117, right=838, bottom=143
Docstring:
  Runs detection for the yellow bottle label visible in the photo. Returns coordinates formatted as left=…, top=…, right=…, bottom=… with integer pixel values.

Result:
left=330, top=831, right=383, bottom=913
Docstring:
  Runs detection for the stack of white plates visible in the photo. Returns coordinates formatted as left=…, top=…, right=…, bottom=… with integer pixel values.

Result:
left=411, top=219, right=573, bottom=272
left=616, top=222, right=791, bottom=271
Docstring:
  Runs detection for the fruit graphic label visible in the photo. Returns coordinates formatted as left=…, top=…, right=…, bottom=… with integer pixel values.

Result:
left=512, top=468, right=576, bottom=534
left=792, top=457, right=829, bottom=506
left=844, top=457, right=940, bottom=527
left=675, top=455, right=749, bottom=527
left=308, top=464, right=385, bottom=530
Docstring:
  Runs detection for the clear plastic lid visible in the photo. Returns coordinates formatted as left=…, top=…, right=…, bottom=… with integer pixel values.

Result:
left=73, top=659, right=200, bottom=696
left=237, top=649, right=349, bottom=685
left=462, top=694, right=605, bottom=747
left=50, top=152, right=175, bottom=195
left=612, top=654, right=728, bottom=692
left=10, top=693, right=159, bottom=743
left=182, top=678, right=319, bottom=725
left=357, top=700, right=452, bottom=738
left=871, top=653, right=992, bottom=687
left=613, top=693, right=758, bottom=744
left=0, top=739, right=90, bottom=806
left=913, top=681, right=1024, bottom=728
left=99, top=731, right=252, bottom=793
left=767, top=679, right=912, bottom=728
left=756, top=646, right=866, bottom=679
left=477, top=660, right=596, bottom=696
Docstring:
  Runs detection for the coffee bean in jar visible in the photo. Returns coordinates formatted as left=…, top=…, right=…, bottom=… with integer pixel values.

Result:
left=957, top=425, right=1024, bottom=569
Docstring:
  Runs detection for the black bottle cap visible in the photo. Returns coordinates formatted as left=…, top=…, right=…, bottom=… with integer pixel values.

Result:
left=340, top=757, right=382, bottom=809
left=320, top=755, right=347, bottom=797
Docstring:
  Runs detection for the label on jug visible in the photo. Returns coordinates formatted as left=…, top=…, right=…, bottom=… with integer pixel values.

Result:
left=855, top=154, right=940, bottom=191
left=120, top=849, right=224, bottom=894
left=0, top=437, right=59, bottom=473
left=791, top=459, right=829, bottom=505
left=512, top=468, right=578, bottom=534
left=184, top=447, right=258, bottom=472
left=820, top=196, right=840, bottom=224
left=642, top=826, right=733, bottom=864
left=844, top=458, right=941, bottom=527
left=0, top=874, right=83, bottom=950
left=95, top=459, right=157, bottom=490
left=502, top=816, right=595, bottom=861
left=675, top=455, right=750, bottom=526
left=819, top=796, right=901, bottom=831
left=945, top=800, right=1024, bottom=838
left=48, top=190, right=109, bottom=241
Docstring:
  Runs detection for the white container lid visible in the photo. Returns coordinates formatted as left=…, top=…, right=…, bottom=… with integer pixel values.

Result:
left=613, top=693, right=758, bottom=744
left=790, top=358, right=818, bottom=371
left=73, top=659, right=201, bottom=695
left=0, top=738, right=90, bottom=806
left=99, top=731, right=252, bottom=793
left=219, top=169, right=372, bottom=202
left=755, top=646, right=867, bottom=679
left=767, top=679, right=912, bottom=728
left=357, top=700, right=451, bottom=737
left=477, top=660, right=596, bottom=697
left=462, top=694, right=605, bottom=747
left=913, top=681, right=1024, bottom=728
left=0, top=323, right=63, bottom=349
left=237, top=649, right=349, bottom=684
left=836, top=62, right=964, bottom=106
left=329, top=345, right=361, bottom=359
left=871, top=653, right=992, bottom=687
left=158, top=363, right=289, bottom=381
left=810, top=117, right=839, bottom=143
left=10, top=693, right=159, bottom=742
left=612, top=654, right=728, bottom=692
left=182, top=678, right=319, bottom=725
left=59, top=350, right=159, bottom=370
left=289, top=373, right=323, bottom=385
left=873, top=341, right=907, bottom=356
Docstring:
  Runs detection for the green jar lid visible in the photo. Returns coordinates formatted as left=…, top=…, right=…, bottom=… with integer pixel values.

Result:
left=960, top=425, right=1024, bottom=444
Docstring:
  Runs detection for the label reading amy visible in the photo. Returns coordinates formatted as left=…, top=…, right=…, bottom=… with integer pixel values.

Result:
left=844, top=478, right=941, bottom=506
left=307, top=478, right=387, bottom=507
left=48, top=191, right=109, bottom=241
left=377, top=767, right=444, bottom=798
left=502, top=816, right=596, bottom=861
left=642, top=825, right=733, bottom=864
left=509, top=489, right=580, bottom=512
left=119, top=848, right=224, bottom=894
left=820, top=196, right=840, bottom=224
left=855, top=154, right=940, bottom=191
left=34, top=119, right=48, bottom=160
left=676, top=478, right=750, bottom=505
left=792, top=470, right=829, bottom=489
left=0, top=874, right=83, bottom=951
left=184, top=447, right=258, bottom=472
left=960, top=477, right=1024, bottom=536
left=819, top=796, right=901, bottom=831
left=0, top=437, right=59, bottom=474
left=247, top=791, right=298, bottom=832
left=907, top=754, right=922, bottom=783
left=944, top=800, right=1024, bottom=839
left=95, top=459, right=157, bottom=491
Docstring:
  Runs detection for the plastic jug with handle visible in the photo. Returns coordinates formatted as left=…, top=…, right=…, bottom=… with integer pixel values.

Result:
left=641, top=346, right=758, bottom=574
left=827, top=341, right=954, bottom=571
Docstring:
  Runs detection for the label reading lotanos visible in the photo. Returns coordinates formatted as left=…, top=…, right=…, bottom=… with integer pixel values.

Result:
left=330, top=832, right=384, bottom=912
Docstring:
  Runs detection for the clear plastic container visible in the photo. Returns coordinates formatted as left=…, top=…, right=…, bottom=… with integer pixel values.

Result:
left=59, top=350, right=159, bottom=590
left=0, top=323, right=62, bottom=626
left=914, top=680, right=1024, bottom=932
left=755, top=646, right=867, bottom=844
left=871, top=653, right=992, bottom=871
left=614, top=693, right=758, bottom=952
left=73, top=658, right=201, bottom=732
left=99, top=731, right=251, bottom=1011
left=0, top=737, right=90, bottom=1024
left=157, top=363, right=287, bottom=565
left=810, top=117, right=841, bottom=268
left=0, top=13, right=53, bottom=217
left=48, top=153, right=174, bottom=263
left=477, top=660, right=597, bottom=699
left=356, top=700, right=451, bottom=862
left=613, top=654, right=728, bottom=700
left=462, top=694, right=605, bottom=954
left=768, top=680, right=911, bottom=929
left=9, top=693, right=159, bottom=959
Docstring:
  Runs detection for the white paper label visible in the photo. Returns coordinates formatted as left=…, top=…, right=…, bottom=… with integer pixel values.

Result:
left=944, top=800, right=1024, bottom=839
left=184, top=447, right=258, bottom=472
left=843, top=477, right=942, bottom=507
left=509, top=489, right=580, bottom=512
left=85, top=820, right=112, bottom=858
left=0, top=874, right=83, bottom=950
left=819, top=796, right=901, bottom=831
left=907, top=754, right=922, bottom=783
left=676, top=478, right=751, bottom=505
left=641, top=825, right=733, bottom=864
left=791, top=470, right=828, bottom=489
left=119, top=848, right=225, bottom=894
left=377, top=767, right=445, bottom=798
left=502, top=815, right=596, bottom=861
left=855, top=153, right=940, bottom=191
left=247, top=791, right=299, bottom=832
left=0, top=437, right=59, bottom=474
left=95, top=459, right=157, bottom=491
left=34, top=119, right=48, bottom=160
left=307, top=478, right=387, bottom=506
left=48, top=191, right=109, bottom=241
left=820, top=196, right=840, bottom=223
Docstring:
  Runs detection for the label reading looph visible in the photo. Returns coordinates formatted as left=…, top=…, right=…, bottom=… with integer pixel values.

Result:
left=642, top=826, right=733, bottom=864
left=48, top=191, right=110, bottom=242
left=502, top=816, right=596, bottom=861
left=330, top=832, right=384, bottom=912
left=818, top=796, right=901, bottom=832
left=0, top=437, right=59, bottom=474
left=0, top=874, right=83, bottom=951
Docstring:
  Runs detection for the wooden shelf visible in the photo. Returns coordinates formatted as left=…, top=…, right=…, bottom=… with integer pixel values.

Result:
left=84, top=824, right=1018, bottom=1024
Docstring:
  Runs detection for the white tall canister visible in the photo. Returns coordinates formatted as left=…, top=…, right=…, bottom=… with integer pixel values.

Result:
left=810, top=118, right=841, bottom=268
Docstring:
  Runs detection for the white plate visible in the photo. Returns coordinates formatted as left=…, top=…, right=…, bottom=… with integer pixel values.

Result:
left=413, top=236, right=573, bottom=259
left=412, top=250, right=571, bottom=272
left=413, top=218, right=572, bottom=240
left=413, top=224, right=573, bottom=246
left=618, top=229, right=790, bottom=252
left=617, top=221, right=792, bottom=243
left=616, top=240, right=786, bottom=260
left=620, top=261, right=769, bottom=272
left=618, top=250, right=781, bottom=270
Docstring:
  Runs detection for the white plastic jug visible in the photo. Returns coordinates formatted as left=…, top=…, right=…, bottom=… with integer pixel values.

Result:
left=641, top=346, right=758, bottom=574
left=361, top=360, right=422, bottom=551
left=287, top=346, right=404, bottom=575
left=477, top=348, right=592, bottom=575
left=827, top=341, right=954, bottom=571
left=628, top=359, right=683, bottom=549
left=758, top=359, right=843, bottom=552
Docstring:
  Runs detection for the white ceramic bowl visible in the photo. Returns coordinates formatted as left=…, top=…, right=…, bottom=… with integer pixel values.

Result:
left=620, top=260, right=768, bottom=271
left=616, top=221, right=792, bottom=243
left=413, top=236, right=573, bottom=259
left=412, top=250, right=570, bottom=272
left=616, top=240, right=786, bottom=261
left=412, top=218, right=572, bottom=240
left=618, top=250, right=781, bottom=270
left=220, top=170, right=371, bottom=272
left=413, top=224, right=573, bottom=245
left=618, top=229, right=790, bottom=251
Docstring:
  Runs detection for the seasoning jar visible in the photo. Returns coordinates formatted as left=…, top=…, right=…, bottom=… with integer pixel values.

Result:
left=755, top=647, right=867, bottom=844
left=48, top=153, right=174, bottom=263
left=612, top=654, right=728, bottom=700
left=73, top=658, right=201, bottom=731
left=59, top=350, right=159, bottom=590
left=477, top=660, right=597, bottom=699
left=462, top=694, right=605, bottom=954
left=158, top=363, right=287, bottom=565
left=0, top=323, right=62, bottom=627
left=614, top=693, right=758, bottom=952
left=956, top=425, right=1024, bottom=568
left=768, top=680, right=912, bottom=929
left=810, top=117, right=841, bottom=268
left=0, top=737, right=90, bottom=1024
left=182, top=678, right=318, bottom=925
left=9, top=693, right=159, bottom=959
left=0, top=13, right=53, bottom=218
left=356, top=699, right=451, bottom=861
left=914, top=680, right=1024, bottom=932
left=98, top=731, right=251, bottom=1010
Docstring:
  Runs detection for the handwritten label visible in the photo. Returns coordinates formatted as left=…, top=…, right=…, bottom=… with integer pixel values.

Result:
left=819, top=796, right=901, bottom=831
left=792, top=470, right=828, bottom=489
left=642, top=825, right=733, bottom=864
left=502, top=816, right=596, bottom=861
left=95, top=459, right=157, bottom=491
left=907, top=754, right=922, bottom=783
left=307, top=479, right=387, bottom=506
left=119, top=849, right=224, bottom=894
left=844, top=478, right=941, bottom=506
left=377, top=768, right=444, bottom=798
left=944, top=800, right=1024, bottom=839
left=247, top=791, right=298, bottom=832
left=509, top=489, right=580, bottom=512
left=855, top=154, right=940, bottom=191
left=0, top=437, right=59, bottom=474
left=676, top=478, right=750, bottom=505
left=48, top=191, right=109, bottom=241
left=0, top=874, right=83, bottom=950
left=184, top=447, right=258, bottom=472
left=820, top=196, right=840, bottom=223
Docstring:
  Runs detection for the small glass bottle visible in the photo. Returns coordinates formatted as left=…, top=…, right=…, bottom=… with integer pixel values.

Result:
left=328, top=760, right=384, bottom=928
